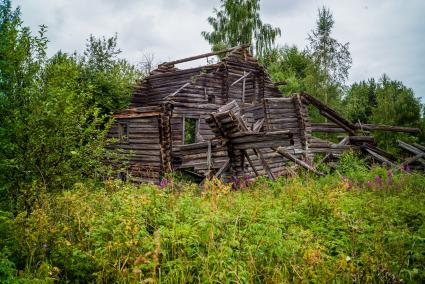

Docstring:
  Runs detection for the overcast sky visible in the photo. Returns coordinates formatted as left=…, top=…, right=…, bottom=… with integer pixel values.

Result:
left=14, top=0, right=425, bottom=100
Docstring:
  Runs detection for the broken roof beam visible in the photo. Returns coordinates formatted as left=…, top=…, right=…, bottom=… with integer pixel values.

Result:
left=400, top=153, right=425, bottom=168
left=397, top=140, right=424, bottom=155
left=413, top=143, right=425, bottom=152
left=364, top=148, right=397, bottom=167
left=361, top=143, right=397, bottom=162
left=230, top=71, right=252, bottom=86
left=160, top=44, right=250, bottom=66
left=300, top=92, right=356, bottom=135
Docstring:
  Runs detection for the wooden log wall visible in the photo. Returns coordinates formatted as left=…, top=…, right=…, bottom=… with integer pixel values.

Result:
left=173, top=141, right=228, bottom=175
left=131, top=64, right=223, bottom=107
left=230, top=133, right=294, bottom=179
left=159, top=103, right=173, bottom=176
left=108, top=114, right=163, bottom=184
left=170, top=103, right=220, bottom=145
left=264, top=97, right=311, bottom=155
left=224, top=49, right=281, bottom=109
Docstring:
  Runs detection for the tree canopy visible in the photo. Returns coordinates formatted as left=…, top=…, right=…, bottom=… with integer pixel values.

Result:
left=201, top=0, right=281, bottom=57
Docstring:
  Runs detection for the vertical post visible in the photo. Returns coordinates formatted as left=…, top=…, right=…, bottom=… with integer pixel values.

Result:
left=159, top=103, right=173, bottom=180
left=207, top=140, right=212, bottom=178
left=293, top=94, right=309, bottom=160
left=242, top=71, right=246, bottom=104
left=182, top=115, right=185, bottom=144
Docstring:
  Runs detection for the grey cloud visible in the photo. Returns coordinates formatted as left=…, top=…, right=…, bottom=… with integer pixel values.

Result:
left=13, top=0, right=425, bottom=99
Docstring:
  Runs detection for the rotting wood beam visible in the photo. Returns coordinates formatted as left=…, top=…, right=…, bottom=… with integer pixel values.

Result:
left=363, top=148, right=397, bottom=167
left=311, top=122, right=420, bottom=134
left=161, top=44, right=250, bottom=66
left=230, top=71, right=252, bottom=87
left=317, top=136, right=350, bottom=166
left=254, top=148, right=275, bottom=180
left=413, top=143, right=425, bottom=152
left=301, top=92, right=356, bottom=135
left=400, top=153, right=425, bottom=168
left=273, top=146, right=325, bottom=176
left=165, top=82, right=191, bottom=99
left=241, top=150, right=259, bottom=177
left=397, top=140, right=425, bottom=155
left=214, top=159, right=230, bottom=178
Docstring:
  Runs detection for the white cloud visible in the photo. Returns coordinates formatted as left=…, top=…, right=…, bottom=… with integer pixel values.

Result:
left=13, top=0, right=425, bottom=100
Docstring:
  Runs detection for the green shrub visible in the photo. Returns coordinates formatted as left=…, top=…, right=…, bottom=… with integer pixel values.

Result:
left=0, top=170, right=424, bottom=283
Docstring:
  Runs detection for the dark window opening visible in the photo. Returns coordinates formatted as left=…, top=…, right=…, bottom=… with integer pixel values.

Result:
left=184, top=117, right=197, bottom=144
left=208, top=94, right=215, bottom=104
left=119, top=123, right=129, bottom=142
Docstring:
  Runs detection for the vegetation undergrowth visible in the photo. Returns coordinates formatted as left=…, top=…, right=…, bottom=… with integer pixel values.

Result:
left=1, top=154, right=424, bottom=283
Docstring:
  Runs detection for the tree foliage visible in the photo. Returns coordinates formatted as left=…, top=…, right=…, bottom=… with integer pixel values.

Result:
left=343, top=79, right=377, bottom=123
left=343, top=75, right=423, bottom=151
left=78, top=34, right=140, bottom=115
left=307, top=6, right=352, bottom=86
left=0, top=1, right=138, bottom=212
left=201, top=0, right=281, bottom=57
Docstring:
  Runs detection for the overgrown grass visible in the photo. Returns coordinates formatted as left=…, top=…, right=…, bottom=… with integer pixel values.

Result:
left=1, top=156, right=425, bottom=283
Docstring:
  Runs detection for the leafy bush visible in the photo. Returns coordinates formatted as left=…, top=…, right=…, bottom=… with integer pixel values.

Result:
left=1, top=167, right=424, bottom=283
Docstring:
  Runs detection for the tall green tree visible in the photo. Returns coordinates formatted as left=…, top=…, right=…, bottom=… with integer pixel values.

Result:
left=261, top=46, right=315, bottom=95
left=307, top=6, right=351, bottom=85
left=78, top=34, right=140, bottom=115
left=0, top=0, right=48, bottom=211
left=201, top=0, right=281, bottom=57
left=307, top=6, right=351, bottom=106
left=372, top=75, right=421, bottom=127
left=0, top=2, right=136, bottom=212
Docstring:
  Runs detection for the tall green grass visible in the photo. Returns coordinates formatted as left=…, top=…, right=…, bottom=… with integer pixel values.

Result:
left=1, top=158, right=425, bottom=283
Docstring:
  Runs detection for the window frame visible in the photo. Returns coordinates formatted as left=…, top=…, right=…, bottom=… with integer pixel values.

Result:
left=182, top=116, right=199, bottom=145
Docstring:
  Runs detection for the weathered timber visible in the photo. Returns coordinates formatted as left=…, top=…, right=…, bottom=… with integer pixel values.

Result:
left=311, top=122, right=420, bottom=134
left=364, top=148, right=397, bottom=167
left=108, top=45, right=423, bottom=183
left=273, top=146, right=325, bottom=176
left=400, top=153, right=425, bottom=168
left=161, top=44, right=249, bottom=66
left=301, top=92, right=356, bottom=135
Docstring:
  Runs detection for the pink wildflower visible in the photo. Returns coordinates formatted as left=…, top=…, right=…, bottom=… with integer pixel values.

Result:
left=159, top=178, right=168, bottom=189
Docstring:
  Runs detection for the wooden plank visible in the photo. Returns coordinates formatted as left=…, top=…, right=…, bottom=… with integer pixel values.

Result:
left=413, top=143, right=425, bottom=152
left=273, top=146, right=325, bottom=176
left=311, top=122, right=420, bottom=133
left=254, top=148, right=275, bottom=180
left=214, top=159, right=230, bottom=178
left=162, top=44, right=249, bottom=66
left=397, top=140, right=425, bottom=155
left=364, top=148, right=397, bottom=167
left=301, top=92, right=356, bottom=135
left=241, top=150, right=259, bottom=177
left=230, top=71, right=251, bottom=87
left=165, top=82, right=191, bottom=99
left=400, top=153, right=425, bottom=167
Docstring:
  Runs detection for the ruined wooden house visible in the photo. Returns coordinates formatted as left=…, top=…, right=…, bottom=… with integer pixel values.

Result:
left=107, top=45, right=422, bottom=183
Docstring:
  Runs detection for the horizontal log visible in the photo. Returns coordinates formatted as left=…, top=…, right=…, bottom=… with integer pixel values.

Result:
left=162, top=44, right=249, bottom=66
left=311, top=123, right=420, bottom=134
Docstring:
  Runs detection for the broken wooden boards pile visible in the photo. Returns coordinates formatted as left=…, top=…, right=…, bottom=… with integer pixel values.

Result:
left=397, top=140, right=425, bottom=171
left=176, top=100, right=325, bottom=181
left=299, top=92, right=425, bottom=171
left=108, top=43, right=423, bottom=184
